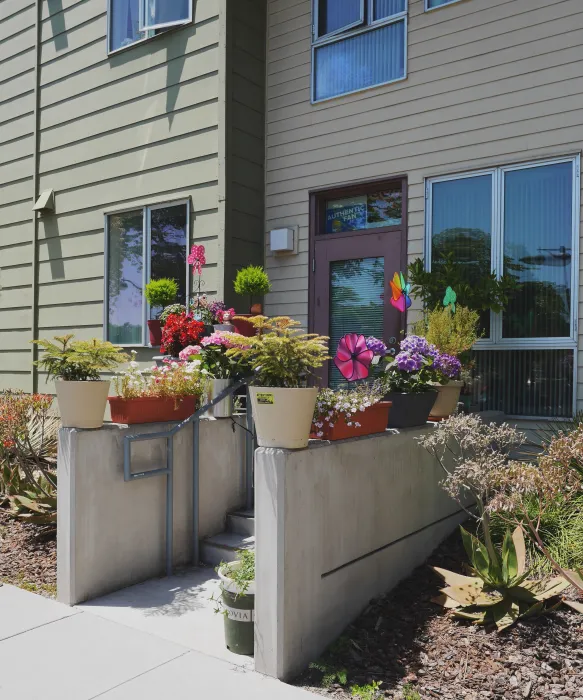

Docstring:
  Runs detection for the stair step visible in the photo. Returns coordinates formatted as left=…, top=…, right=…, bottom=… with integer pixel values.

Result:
left=227, top=511, right=255, bottom=537
left=200, top=532, right=255, bottom=567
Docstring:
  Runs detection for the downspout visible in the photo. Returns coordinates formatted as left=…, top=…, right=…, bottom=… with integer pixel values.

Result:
left=30, top=0, right=43, bottom=392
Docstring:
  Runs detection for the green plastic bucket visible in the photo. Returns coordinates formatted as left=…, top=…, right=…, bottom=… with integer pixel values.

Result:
left=219, top=563, right=255, bottom=656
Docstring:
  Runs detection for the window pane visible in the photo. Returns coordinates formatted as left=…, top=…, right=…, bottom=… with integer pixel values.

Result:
left=502, top=163, right=573, bottom=339
left=325, top=190, right=402, bottom=233
left=318, top=0, right=362, bottom=36
left=150, top=205, right=188, bottom=317
left=427, top=0, right=458, bottom=8
left=314, top=20, right=405, bottom=101
left=373, top=0, right=406, bottom=20
left=110, top=0, right=143, bottom=51
left=431, top=175, right=493, bottom=335
left=469, top=349, right=574, bottom=418
left=143, top=0, right=190, bottom=28
left=329, top=257, right=384, bottom=388
left=107, top=211, right=144, bottom=345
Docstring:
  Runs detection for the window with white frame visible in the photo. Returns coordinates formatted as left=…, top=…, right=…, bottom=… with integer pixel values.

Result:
left=108, top=0, right=192, bottom=53
left=425, top=0, right=463, bottom=10
left=312, top=0, right=407, bottom=102
left=106, top=202, right=189, bottom=346
left=426, top=156, right=580, bottom=417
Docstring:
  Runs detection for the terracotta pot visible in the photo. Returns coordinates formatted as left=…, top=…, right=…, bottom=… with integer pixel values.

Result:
left=249, top=386, right=318, bottom=449
left=56, top=380, right=110, bottom=429
left=147, top=319, right=162, bottom=347
left=311, top=401, right=392, bottom=441
left=429, top=380, right=464, bottom=420
left=232, top=315, right=256, bottom=338
left=385, top=391, right=437, bottom=429
left=250, top=303, right=263, bottom=315
left=108, top=395, right=198, bottom=425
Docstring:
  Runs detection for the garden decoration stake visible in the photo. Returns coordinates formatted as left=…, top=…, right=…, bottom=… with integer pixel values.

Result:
left=188, top=244, right=206, bottom=321
left=389, top=271, right=412, bottom=313
left=443, top=286, right=457, bottom=313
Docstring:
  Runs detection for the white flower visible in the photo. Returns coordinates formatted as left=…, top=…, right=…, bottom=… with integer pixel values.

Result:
left=355, top=422, right=361, bottom=428
left=171, top=362, right=179, bottom=369
left=130, top=361, right=139, bottom=369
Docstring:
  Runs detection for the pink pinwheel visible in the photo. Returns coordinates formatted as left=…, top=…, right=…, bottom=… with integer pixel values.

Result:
left=334, top=333, right=374, bottom=382
left=188, top=245, right=206, bottom=276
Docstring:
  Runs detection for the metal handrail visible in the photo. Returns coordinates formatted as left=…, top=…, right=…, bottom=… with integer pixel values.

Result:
left=122, top=379, right=254, bottom=576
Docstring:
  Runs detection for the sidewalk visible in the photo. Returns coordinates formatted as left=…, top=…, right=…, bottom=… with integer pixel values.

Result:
left=0, top=583, right=314, bottom=700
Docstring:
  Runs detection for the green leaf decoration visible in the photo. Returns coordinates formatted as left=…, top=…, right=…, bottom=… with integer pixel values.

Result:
left=443, top=286, right=457, bottom=313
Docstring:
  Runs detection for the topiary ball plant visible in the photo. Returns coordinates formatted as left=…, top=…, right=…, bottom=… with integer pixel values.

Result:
left=144, top=278, right=179, bottom=318
left=233, top=265, right=271, bottom=314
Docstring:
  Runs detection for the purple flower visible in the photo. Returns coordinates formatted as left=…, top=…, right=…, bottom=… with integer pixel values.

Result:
left=366, top=336, right=387, bottom=357
left=435, top=353, right=462, bottom=379
left=395, top=351, right=424, bottom=373
left=400, top=335, right=432, bottom=356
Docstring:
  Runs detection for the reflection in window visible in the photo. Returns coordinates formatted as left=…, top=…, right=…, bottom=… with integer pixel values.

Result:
left=431, top=175, right=492, bottom=336
left=503, top=163, right=573, bottom=339
left=326, top=189, right=402, bottom=234
left=318, top=0, right=362, bottom=36
left=142, top=0, right=191, bottom=30
left=109, top=0, right=149, bottom=52
left=107, top=211, right=144, bottom=345
left=373, top=0, right=407, bottom=21
left=329, top=257, right=384, bottom=388
left=150, top=205, right=188, bottom=317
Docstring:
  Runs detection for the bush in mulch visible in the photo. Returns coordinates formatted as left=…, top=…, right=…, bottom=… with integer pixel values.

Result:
left=296, top=531, right=583, bottom=700
left=0, top=507, right=56, bottom=598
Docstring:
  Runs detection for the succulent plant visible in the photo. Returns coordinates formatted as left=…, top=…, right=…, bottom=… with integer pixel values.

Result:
left=9, top=475, right=57, bottom=526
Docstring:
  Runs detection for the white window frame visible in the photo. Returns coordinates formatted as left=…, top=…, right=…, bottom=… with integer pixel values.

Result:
left=425, top=0, right=463, bottom=11
left=104, top=199, right=191, bottom=347
left=425, top=155, right=581, bottom=416
left=311, top=0, right=408, bottom=103
left=107, top=0, right=192, bottom=55
left=139, top=0, right=193, bottom=32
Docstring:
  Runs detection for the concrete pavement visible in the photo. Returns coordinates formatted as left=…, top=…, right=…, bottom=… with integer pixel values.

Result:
left=0, top=584, right=316, bottom=700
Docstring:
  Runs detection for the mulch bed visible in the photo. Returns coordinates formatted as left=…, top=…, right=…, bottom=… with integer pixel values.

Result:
left=0, top=506, right=56, bottom=598
left=296, top=531, right=583, bottom=700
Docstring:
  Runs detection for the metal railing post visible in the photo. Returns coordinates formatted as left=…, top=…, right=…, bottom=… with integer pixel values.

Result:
left=192, top=418, right=200, bottom=566
left=166, top=436, right=174, bottom=577
left=245, top=389, right=254, bottom=511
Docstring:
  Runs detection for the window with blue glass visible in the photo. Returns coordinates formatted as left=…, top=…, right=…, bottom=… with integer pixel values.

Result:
left=312, top=0, right=407, bottom=102
left=425, top=0, right=463, bottom=10
left=108, top=0, right=192, bottom=53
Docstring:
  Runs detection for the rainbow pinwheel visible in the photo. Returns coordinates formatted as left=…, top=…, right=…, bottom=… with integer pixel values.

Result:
left=389, top=272, right=412, bottom=313
left=334, top=334, right=374, bottom=382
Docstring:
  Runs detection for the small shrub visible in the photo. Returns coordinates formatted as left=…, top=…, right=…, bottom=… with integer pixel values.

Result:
left=33, top=335, right=129, bottom=381
left=159, top=304, right=186, bottom=326
left=401, top=683, right=422, bottom=700
left=144, top=278, right=178, bottom=313
left=350, top=681, right=382, bottom=699
left=413, top=306, right=480, bottom=358
left=233, top=265, right=271, bottom=308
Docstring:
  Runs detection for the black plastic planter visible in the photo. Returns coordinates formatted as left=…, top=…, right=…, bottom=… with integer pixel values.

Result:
left=385, top=391, right=437, bottom=429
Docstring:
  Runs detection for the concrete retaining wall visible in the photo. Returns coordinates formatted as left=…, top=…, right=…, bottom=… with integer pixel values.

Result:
left=57, top=418, right=246, bottom=606
left=254, top=427, right=465, bottom=681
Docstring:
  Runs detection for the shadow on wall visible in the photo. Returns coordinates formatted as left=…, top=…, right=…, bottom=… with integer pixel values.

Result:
left=46, top=0, right=69, bottom=52
left=41, top=216, right=65, bottom=281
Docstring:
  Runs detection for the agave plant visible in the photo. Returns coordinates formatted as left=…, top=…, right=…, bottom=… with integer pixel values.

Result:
left=9, top=474, right=57, bottom=526
left=433, top=526, right=577, bottom=630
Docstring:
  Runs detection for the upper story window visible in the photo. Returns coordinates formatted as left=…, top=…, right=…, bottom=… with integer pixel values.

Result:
left=106, top=201, right=189, bottom=346
left=108, top=0, right=192, bottom=54
left=312, top=0, right=407, bottom=102
left=425, top=0, right=462, bottom=10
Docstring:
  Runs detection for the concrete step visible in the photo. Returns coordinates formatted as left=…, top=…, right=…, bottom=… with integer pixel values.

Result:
left=227, top=510, right=255, bottom=537
left=200, top=532, right=255, bottom=567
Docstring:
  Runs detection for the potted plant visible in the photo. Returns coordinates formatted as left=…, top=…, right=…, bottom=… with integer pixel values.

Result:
left=109, top=352, right=208, bottom=424
left=144, top=278, right=179, bottom=347
left=33, top=335, right=129, bottom=429
left=232, top=266, right=271, bottom=336
left=217, top=550, right=255, bottom=656
left=311, top=382, right=390, bottom=441
left=160, top=313, right=206, bottom=358
left=414, top=306, right=480, bottom=420
left=383, top=335, right=438, bottom=428
left=180, top=332, right=240, bottom=418
left=226, top=316, right=329, bottom=449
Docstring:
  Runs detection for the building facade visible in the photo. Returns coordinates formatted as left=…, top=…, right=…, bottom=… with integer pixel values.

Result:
left=0, top=0, right=266, bottom=393
left=264, top=0, right=583, bottom=417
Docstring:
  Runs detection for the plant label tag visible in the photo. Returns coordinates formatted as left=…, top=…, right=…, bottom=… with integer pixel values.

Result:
left=256, top=393, right=274, bottom=405
left=372, top=356, right=381, bottom=366
left=224, top=605, right=254, bottom=622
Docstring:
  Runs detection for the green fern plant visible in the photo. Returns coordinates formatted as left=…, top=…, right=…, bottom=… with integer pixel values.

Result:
left=144, top=278, right=178, bottom=316
left=33, top=335, right=129, bottom=381
left=226, top=316, right=329, bottom=388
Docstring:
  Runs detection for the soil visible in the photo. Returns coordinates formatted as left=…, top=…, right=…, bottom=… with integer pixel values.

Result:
left=296, top=532, right=583, bottom=700
left=0, top=506, right=57, bottom=598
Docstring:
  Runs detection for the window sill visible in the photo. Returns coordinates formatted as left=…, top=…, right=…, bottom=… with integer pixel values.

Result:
left=107, top=20, right=191, bottom=58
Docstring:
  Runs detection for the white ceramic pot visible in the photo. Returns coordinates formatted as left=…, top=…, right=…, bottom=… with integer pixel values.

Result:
left=429, top=380, right=463, bottom=420
left=211, top=378, right=234, bottom=418
left=249, top=386, right=318, bottom=449
left=56, top=379, right=111, bottom=429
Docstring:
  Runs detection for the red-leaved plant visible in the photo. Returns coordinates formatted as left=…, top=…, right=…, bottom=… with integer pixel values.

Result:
left=161, top=313, right=205, bottom=357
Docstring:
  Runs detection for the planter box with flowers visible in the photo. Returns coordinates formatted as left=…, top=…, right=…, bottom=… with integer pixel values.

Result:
left=226, top=316, right=329, bottom=449
left=109, top=352, right=209, bottom=425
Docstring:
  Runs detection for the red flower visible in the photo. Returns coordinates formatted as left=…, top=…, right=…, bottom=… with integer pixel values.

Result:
left=334, top=334, right=374, bottom=382
left=161, top=314, right=205, bottom=357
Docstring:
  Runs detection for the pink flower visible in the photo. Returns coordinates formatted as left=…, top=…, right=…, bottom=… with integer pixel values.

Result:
left=178, top=345, right=201, bottom=361
left=188, top=245, right=206, bottom=276
left=201, top=332, right=235, bottom=349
